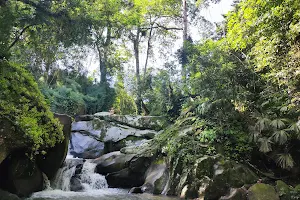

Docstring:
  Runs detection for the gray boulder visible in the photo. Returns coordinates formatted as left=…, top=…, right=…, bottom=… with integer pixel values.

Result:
left=93, top=151, right=135, bottom=175
left=141, top=158, right=169, bottom=195
left=69, top=132, right=104, bottom=159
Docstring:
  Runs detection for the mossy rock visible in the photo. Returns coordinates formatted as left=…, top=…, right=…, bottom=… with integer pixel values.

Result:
left=0, top=61, right=64, bottom=156
left=248, top=183, right=280, bottom=200
left=275, top=180, right=292, bottom=200
left=0, top=151, right=43, bottom=197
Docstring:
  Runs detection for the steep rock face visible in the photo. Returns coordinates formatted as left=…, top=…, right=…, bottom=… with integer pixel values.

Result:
left=0, top=151, right=43, bottom=197
left=93, top=148, right=152, bottom=188
left=0, top=114, right=71, bottom=197
left=141, top=158, right=169, bottom=195
left=37, top=114, right=72, bottom=179
left=70, top=113, right=165, bottom=158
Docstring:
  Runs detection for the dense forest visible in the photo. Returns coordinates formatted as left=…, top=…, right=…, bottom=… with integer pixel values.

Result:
left=0, top=0, right=300, bottom=199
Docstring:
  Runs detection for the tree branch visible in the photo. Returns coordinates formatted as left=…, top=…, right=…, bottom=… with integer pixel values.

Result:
left=8, top=25, right=32, bottom=50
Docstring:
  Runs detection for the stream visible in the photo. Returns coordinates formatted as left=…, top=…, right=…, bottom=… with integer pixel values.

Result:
left=26, top=157, right=179, bottom=200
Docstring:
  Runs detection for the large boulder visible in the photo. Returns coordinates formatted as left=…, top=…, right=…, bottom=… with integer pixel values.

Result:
left=167, top=155, right=258, bottom=200
left=0, top=189, right=20, bottom=200
left=36, top=113, right=71, bottom=179
left=0, top=61, right=65, bottom=196
left=0, top=119, right=26, bottom=165
left=70, top=132, right=104, bottom=159
left=70, top=115, right=162, bottom=158
left=275, top=180, right=292, bottom=200
left=94, top=112, right=167, bottom=131
left=93, top=150, right=152, bottom=188
left=140, top=158, right=169, bottom=195
left=0, top=151, right=43, bottom=197
left=93, top=151, right=135, bottom=175
left=248, top=183, right=280, bottom=200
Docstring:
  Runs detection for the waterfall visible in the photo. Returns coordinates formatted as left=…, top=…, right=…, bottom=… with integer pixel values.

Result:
left=50, top=158, right=108, bottom=191
left=80, top=161, right=108, bottom=190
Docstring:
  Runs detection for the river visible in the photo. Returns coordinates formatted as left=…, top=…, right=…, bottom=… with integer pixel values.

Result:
left=26, top=158, right=179, bottom=200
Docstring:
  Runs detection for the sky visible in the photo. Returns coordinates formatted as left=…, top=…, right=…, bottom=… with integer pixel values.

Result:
left=84, top=0, right=235, bottom=78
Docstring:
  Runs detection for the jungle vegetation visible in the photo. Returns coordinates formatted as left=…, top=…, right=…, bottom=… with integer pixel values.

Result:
left=0, top=0, right=299, bottom=175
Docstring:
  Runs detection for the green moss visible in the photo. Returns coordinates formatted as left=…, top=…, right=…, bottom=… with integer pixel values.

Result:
left=275, top=180, right=292, bottom=200
left=0, top=61, right=64, bottom=155
left=248, top=183, right=280, bottom=200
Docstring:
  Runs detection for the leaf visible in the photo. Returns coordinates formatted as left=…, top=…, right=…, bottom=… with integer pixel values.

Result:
left=258, top=137, right=272, bottom=153
left=276, top=153, right=294, bottom=169
left=270, top=119, right=286, bottom=129
left=289, top=121, right=300, bottom=134
left=272, top=130, right=288, bottom=145
left=280, top=106, right=288, bottom=112
left=255, top=117, right=271, bottom=131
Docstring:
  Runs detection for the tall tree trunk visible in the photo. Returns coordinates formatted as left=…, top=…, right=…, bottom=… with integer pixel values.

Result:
left=133, top=28, right=142, bottom=114
left=182, top=0, right=188, bottom=82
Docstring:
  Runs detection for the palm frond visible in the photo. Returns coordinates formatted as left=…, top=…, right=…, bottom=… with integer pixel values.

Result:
left=289, top=121, right=300, bottom=133
left=258, top=137, right=272, bottom=153
left=276, top=153, right=294, bottom=169
left=272, top=130, right=289, bottom=145
left=270, top=119, right=286, bottom=129
left=255, top=117, right=271, bottom=131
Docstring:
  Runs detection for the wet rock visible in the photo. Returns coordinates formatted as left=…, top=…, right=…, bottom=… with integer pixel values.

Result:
left=75, top=164, right=83, bottom=175
left=141, top=158, right=169, bottom=195
left=248, top=183, right=280, bottom=200
left=0, top=189, right=20, bottom=200
left=94, top=151, right=135, bottom=175
left=70, top=176, right=83, bottom=192
left=129, top=187, right=143, bottom=194
left=106, top=168, right=144, bottom=188
left=0, top=151, right=43, bottom=197
left=219, top=187, right=247, bottom=200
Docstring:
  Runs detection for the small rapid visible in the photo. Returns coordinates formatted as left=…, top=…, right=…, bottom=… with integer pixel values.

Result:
left=27, top=157, right=179, bottom=200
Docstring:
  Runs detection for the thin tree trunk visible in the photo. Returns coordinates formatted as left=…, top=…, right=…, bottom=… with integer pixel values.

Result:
left=134, top=28, right=142, bottom=114
left=144, top=25, right=153, bottom=77
left=182, top=0, right=188, bottom=82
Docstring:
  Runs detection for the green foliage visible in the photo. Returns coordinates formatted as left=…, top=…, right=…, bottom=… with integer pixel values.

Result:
left=113, top=74, right=137, bottom=115
left=0, top=61, right=64, bottom=153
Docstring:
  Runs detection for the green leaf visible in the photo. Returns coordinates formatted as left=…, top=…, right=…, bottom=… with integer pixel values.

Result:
left=270, top=119, right=286, bottom=129
left=258, top=137, right=273, bottom=153
left=276, top=153, right=294, bottom=169
left=272, top=130, right=288, bottom=145
left=255, top=117, right=271, bottom=131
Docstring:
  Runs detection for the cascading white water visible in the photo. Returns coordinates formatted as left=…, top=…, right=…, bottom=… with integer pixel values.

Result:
left=80, top=160, right=108, bottom=190
left=48, top=158, right=108, bottom=191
